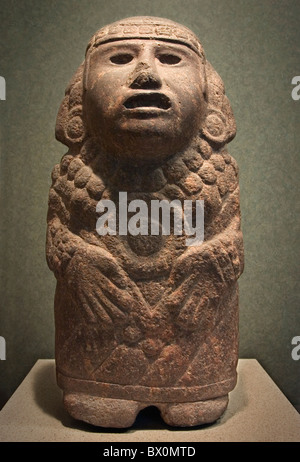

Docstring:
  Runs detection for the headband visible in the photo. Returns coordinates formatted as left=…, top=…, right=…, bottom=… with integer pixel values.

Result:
left=86, top=16, right=205, bottom=60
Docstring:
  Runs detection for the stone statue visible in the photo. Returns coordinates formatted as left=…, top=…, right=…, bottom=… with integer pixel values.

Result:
left=46, top=16, right=244, bottom=428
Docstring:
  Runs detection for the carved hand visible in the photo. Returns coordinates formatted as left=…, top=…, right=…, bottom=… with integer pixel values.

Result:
left=65, top=244, right=147, bottom=324
left=162, top=238, right=241, bottom=330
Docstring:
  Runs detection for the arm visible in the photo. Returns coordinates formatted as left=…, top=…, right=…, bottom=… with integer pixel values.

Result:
left=162, top=184, right=244, bottom=330
left=170, top=185, right=243, bottom=287
left=46, top=178, right=149, bottom=321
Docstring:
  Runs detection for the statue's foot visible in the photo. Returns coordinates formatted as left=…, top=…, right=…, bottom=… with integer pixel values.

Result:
left=63, top=392, right=142, bottom=428
left=63, top=392, right=229, bottom=428
left=159, top=395, right=229, bottom=427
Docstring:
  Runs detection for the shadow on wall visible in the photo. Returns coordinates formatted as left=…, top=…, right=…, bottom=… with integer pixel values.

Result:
left=0, top=390, right=9, bottom=411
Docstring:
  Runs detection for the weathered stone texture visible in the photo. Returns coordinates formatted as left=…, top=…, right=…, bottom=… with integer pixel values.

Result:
left=47, top=16, right=244, bottom=428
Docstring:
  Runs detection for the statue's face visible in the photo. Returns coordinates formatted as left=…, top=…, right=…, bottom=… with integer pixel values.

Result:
left=84, top=39, right=206, bottom=163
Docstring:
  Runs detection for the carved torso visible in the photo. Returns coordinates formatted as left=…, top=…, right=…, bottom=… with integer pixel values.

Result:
left=48, top=137, right=239, bottom=279
left=47, top=137, right=242, bottom=393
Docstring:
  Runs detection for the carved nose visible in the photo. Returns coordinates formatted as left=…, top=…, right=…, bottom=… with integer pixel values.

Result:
left=129, top=62, right=162, bottom=90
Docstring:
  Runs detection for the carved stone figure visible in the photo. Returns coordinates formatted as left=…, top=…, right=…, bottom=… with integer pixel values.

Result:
left=46, top=16, right=244, bottom=428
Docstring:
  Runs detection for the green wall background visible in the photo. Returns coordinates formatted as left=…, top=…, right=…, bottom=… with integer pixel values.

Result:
left=0, top=0, right=299, bottom=414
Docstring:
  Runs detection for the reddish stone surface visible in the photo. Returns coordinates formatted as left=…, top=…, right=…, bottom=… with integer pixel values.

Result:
left=46, top=16, right=244, bottom=428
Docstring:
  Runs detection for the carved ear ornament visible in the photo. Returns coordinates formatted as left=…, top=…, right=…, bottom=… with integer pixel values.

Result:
left=65, top=107, right=86, bottom=144
left=202, top=108, right=227, bottom=145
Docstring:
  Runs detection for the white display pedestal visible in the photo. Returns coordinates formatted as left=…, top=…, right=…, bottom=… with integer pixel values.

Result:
left=0, top=359, right=299, bottom=442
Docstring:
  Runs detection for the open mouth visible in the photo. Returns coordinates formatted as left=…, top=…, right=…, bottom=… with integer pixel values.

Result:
left=123, top=93, right=171, bottom=110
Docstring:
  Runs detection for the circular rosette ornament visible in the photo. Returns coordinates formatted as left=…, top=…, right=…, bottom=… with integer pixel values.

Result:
left=202, top=108, right=228, bottom=145
left=65, top=107, right=86, bottom=144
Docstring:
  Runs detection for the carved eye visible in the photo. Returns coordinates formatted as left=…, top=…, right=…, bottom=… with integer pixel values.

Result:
left=110, top=53, right=134, bottom=65
left=157, top=54, right=181, bottom=65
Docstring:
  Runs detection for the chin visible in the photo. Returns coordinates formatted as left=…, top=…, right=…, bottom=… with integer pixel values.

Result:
left=107, top=130, right=183, bottom=165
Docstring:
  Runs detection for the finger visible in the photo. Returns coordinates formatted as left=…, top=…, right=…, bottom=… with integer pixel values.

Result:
left=213, top=244, right=236, bottom=284
left=175, top=284, right=205, bottom=327
left=165, top=273, right=198, bottom=309
left=79, top=290, right=113, bottom=325
left=94, top=270, right=148, bottom=315
left=227, top=244, right=241, bottom=278
left=93, top=288, right=127, bottom=323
